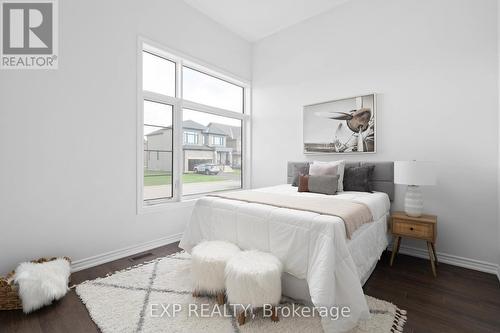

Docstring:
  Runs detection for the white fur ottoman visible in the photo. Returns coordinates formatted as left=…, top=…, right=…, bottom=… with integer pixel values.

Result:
left=225, top=250, right=283, bottom=325
left=191, top=240, right=240, bottom=305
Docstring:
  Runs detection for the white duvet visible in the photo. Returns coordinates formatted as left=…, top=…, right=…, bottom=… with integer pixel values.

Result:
left=179, top=184, right=390, bottom=333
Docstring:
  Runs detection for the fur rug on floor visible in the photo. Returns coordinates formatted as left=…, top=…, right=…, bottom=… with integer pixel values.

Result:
left=76, top=252, right=407, bottom=333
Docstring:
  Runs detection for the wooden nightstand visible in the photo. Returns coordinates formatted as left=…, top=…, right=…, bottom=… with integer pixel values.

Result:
left=390, top=211, right=438, bottom=277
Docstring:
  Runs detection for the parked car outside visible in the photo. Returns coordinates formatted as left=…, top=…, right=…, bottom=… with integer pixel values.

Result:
left=193, top=163, right=221, bottom=175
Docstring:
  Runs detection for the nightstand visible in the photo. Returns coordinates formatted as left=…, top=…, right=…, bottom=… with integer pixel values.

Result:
left=390, top=211, right=438, bottom=277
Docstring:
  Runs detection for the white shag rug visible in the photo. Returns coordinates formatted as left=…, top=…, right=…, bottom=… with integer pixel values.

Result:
left=76, top=252, right=407, bottom=333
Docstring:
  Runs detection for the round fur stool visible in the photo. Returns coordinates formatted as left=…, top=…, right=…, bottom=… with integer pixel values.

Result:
left=191, top=240, right=241, bottom=305
left=225, top=250, right=283, bottom=325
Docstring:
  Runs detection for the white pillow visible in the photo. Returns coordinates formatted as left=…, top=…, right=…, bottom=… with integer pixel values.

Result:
left=312, top=160, right=345, bottom=192
left=309, top=163, right=338, bottom=176
left=14, top=258, right=71, bottom=313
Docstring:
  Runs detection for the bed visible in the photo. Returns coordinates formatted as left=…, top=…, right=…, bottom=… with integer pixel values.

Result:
left=179, top=161, right=394, bottom=333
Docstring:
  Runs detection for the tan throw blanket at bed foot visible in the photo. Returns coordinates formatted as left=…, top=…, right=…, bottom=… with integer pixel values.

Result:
left=210, top=191, right=373, bottom=239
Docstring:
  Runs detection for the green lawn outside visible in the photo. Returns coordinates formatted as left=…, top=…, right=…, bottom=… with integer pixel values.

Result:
left=144, top=170, right=225, bottom=186
left=182, top=173, right=224, bottom=183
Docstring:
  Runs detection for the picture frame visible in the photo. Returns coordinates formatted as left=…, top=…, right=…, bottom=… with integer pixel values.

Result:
left=303, top=94, right=376, bottom=154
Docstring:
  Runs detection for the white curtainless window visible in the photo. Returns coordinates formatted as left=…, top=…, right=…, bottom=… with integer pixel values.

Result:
left=137, top=39, right=250, bottom=212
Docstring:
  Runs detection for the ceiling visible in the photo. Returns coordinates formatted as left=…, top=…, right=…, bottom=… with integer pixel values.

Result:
left=183, top=0, right=351, bottom=42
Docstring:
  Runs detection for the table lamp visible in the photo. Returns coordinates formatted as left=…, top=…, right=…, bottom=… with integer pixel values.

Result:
left=394, top=161, right=436, bottom=217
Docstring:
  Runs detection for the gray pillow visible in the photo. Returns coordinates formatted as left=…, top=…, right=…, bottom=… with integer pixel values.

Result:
left=343, top=165, right=375, bottom=192
left=308, top=175, right=339, bottom=195
left=292, top=163, right=310, bottom=187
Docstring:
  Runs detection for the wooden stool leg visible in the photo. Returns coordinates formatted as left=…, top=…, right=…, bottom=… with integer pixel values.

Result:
left=270, top=306, right=279, bottom=322
left=216, top=292, right=225, bottom=305
left=390, top=236, right=400, bottom=266
left=431, top=242, right=438, bottom=265
left=427, top=241, right=437, bottom=277
left=237, top=310, right=246, bottom=326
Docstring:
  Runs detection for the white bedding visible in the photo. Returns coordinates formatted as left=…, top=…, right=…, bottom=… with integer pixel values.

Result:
left=281, top=213, right=389, bottom=304
left=179, top=184, right=390, bottom=333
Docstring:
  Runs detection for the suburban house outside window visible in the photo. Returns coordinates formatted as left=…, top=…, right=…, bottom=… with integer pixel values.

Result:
left=138, top=39, right=250, bottom=210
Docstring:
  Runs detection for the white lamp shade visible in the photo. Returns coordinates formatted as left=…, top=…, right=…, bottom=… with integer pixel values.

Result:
left=394, top=161, right=436, bottom=186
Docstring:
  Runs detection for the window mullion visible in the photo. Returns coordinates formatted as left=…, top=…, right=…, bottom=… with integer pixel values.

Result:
left=182, top=100, right=247, bottom=121
left=177, top=59, right=183, bottom=99
left=243, top=116, right=251, bottom=189
left=172, top=100, right=183, bottom=201
left=143, top=91, right=178, bottom=105
left=175, top=59, right=183, bottom=199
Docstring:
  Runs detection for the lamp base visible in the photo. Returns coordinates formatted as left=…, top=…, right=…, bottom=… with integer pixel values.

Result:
left=404, top=185, right=423, bottom=217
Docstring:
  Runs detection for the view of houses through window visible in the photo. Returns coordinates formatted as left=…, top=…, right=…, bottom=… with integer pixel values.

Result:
left=143, top=100, right=174, bottom=201
left=182, top=109, right=242, bottom=196
left=141, top=45, right=246, bottom=205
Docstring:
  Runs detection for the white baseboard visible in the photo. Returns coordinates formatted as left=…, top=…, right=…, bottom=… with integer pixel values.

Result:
left=71, top=233, right=183, bottom=272
left=396, top=244, right=499, bottom=275
left=71, top=234, right=500, bottom=281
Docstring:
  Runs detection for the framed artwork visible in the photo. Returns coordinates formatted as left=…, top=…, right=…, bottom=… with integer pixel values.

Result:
left=303, top=94, right=376, bottom=154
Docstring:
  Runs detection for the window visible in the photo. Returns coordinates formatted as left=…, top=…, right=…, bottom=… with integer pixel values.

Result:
left=142, top=51, right=176, bottom=97
left=138, top=40, right=249, bottom=210
left=142, top=100, right=174, bottom=202
left=184, top=131, right=198, bottom=145
left=183, top=67, right=244, bottom=113
left=211, top=136, right=224, bottom=146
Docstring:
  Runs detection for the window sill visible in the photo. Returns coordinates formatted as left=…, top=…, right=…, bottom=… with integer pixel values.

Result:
left=138, top=199, right=197, bottom=215
left=138, top=187, right=247, bottom=214
left=181, top=187, right=243, bottom=200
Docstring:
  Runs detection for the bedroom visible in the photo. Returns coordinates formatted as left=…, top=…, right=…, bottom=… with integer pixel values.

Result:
left=0, top=0, right=499, bottom=332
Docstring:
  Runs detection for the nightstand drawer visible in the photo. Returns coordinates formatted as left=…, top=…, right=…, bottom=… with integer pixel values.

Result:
left=392, top=219, right=433, bottom=239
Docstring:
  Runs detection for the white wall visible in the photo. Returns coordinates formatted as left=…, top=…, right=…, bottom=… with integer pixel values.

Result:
left=498, top=0, right=500, bottom=279
left=252, top=0, right=499, bottom=265
left=0, top=0, right=251, bottom=274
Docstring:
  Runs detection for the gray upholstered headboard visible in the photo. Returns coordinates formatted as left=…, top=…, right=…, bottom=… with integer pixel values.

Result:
left=287, top=161, right=395, bottom=201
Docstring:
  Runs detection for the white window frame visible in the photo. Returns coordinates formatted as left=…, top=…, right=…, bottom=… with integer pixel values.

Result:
left=137, top=36, right=251, bottom=214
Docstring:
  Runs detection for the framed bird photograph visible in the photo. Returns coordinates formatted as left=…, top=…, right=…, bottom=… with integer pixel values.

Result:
left=303, top=94, right=376, bottom=154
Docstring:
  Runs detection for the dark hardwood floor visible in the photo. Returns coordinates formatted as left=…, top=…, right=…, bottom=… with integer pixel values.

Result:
left=1, top=243, right=499, bottom=333
left=364, top=251, right=500, bottom=333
